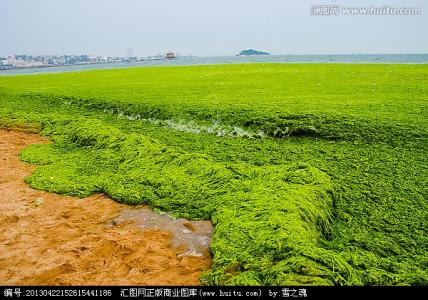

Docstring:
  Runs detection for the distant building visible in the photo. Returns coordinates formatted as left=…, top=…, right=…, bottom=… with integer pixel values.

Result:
left=0, top=58, right=9, bottom=66
left=13, top=60, right=44, bottom=68
left=127, top=48, right=134, bottom=58
left=7, top=56, right=16, bottom=65
left=166, top=51, right=176, bottom=59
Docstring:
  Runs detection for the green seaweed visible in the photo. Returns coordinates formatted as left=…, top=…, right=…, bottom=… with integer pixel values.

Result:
left=0, top=63, right=427, bottom=285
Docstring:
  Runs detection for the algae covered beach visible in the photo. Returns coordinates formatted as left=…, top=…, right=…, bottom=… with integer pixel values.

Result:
left=0, top=63, right=427, bottom=285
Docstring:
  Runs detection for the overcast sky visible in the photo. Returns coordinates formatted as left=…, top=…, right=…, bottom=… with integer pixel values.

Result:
left=1, top=0, right=427, bottom=57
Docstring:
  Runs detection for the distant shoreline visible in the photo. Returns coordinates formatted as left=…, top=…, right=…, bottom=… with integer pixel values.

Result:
left=1, top=54, right=427, bottom=76
left=0, top=57, right=169, bottom=71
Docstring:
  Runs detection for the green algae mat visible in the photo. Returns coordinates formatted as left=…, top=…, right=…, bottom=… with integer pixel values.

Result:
left=0, top=63, right=427, bottom=285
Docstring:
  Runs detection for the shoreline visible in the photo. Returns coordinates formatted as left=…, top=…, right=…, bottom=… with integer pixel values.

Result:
left=1, top=54, right=427, bottom=76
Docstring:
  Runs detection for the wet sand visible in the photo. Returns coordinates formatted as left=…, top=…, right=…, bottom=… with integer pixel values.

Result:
left=0, top=129, right=212, bottom=285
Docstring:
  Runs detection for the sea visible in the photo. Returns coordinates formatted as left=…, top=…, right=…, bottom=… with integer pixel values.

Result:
left=1, top=54, right=427, bottom=76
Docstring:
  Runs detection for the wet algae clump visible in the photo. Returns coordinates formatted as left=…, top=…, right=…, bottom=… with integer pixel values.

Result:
left=18, top=119, right=337, bottom=285
left=0, top=63, right=427, bottom=285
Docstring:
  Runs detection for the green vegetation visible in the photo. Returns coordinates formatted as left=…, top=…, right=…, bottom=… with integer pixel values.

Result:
left=239, top=49, right=270, bottom=56
left=0, top=63, right=427, bottom=285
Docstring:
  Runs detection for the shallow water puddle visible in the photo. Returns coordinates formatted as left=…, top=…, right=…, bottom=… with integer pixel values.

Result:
left=112, top=207, right=213, bottom=258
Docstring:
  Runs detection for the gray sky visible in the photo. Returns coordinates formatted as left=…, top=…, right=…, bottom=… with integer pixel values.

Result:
left=1, top=0, right=427, bottom=57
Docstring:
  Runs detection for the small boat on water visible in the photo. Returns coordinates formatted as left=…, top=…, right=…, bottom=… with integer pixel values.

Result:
left=166, top=51, right=176, bottom=59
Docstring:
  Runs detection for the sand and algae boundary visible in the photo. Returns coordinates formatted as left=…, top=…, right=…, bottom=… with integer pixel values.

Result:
left=0, top=129, right=211, bottom=285
left=1, top=102, right=427, bottom=285
left=1, top=117, right=339, bottom=285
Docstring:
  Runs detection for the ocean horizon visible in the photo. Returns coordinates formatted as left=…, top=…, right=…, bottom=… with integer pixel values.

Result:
left=1, top=53, right=427, bottom=76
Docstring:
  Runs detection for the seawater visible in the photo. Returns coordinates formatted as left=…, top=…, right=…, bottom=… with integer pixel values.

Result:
left=1, top=54, right=427, bottom=76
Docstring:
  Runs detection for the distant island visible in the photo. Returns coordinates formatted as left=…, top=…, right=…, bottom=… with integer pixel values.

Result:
left=238, top=49, right=270, bottom=56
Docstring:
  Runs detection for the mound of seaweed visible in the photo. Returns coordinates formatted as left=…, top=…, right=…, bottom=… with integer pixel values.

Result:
left=18, top=117, right=351, bottom=285
left=1, top=63, right=427, bottom=286
left=1, top=93, right=427, bottom=285
left=28, top=94, right=425, bottom=143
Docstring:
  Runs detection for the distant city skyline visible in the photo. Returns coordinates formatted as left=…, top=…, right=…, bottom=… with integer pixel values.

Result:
left=1, top=0, right=427, bottom=57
